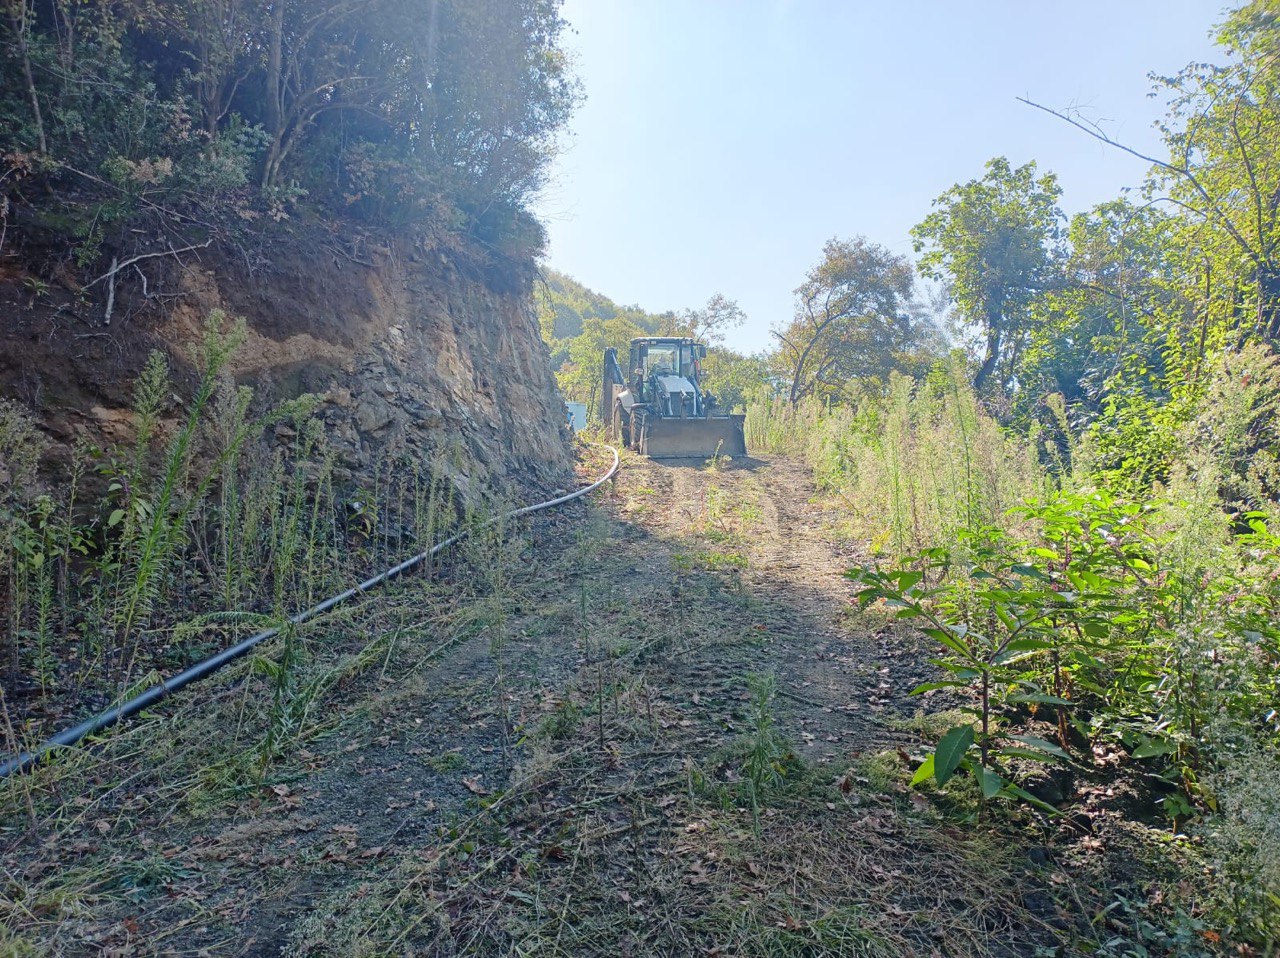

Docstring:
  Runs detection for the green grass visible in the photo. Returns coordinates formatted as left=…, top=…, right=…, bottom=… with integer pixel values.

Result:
left=426, top=751, right=466, bottom=773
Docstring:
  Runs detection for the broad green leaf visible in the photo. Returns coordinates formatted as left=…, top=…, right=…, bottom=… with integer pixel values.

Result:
left=997, top=747, right=1060, bottom=764
left=896, top=570, right=923, bottom=591
left=909, top=680, right=968, bottom=695
left=978, top=765, right=1004, bottom=799
left=1003, top=637, right=1053, bottom=652
left=910, top=754, right=936, bottom=787
left=1009, top=734, right=1069, bottom=760
left=934, top=725, right=975, bottom=786
left=923, top=627, right=977, bottom=661
left=1007, top=693, right=1073, bottom=706
left=993, top=648, right=1043, bottom=666
left=1001, top=782, right=1060, bottom=815
left=928, top=658, right=981, bottom=678
left=1132, top=738, right=1174, bottom=759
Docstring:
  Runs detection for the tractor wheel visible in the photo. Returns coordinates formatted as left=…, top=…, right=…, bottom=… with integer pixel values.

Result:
left=612, top=401, right=631, bottom=448
left=630, top=409, right=646, bottom=453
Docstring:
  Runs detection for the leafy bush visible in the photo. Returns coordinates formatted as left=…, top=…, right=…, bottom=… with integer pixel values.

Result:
left=0, top=0, right=580, bottom=258
left=851, top=486, right=1279, bottom=820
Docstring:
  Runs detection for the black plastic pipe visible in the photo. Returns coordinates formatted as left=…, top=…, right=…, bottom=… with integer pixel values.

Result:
left=0, top=445, right=619, bottom=778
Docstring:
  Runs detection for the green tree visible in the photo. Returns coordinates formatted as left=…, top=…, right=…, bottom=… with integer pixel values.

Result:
left=1015, top=200, right=1189, bottom=424
left=1022, top=2, right=1280, bottom=347
left=555, top=315, right=648, bottom=414
left=3, top=0, right=45, bottom=154
left=1148, top=2, right=1280, bottom=343
left=775, top=236, right=920, bottom=404
left=402, top=0, right=581, bottom=208
left=912, top=157, right=1065, bottom=395
left=701, top=348, right=770, bottom=412
left=679, top=293, right=746, bottom=345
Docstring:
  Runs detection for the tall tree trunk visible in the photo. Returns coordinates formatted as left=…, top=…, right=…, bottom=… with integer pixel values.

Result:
left=973, top=322, right=1001, bottom=393
left=1258, top=264, right=1280, bottom=341
left=788, top=331, right=826, bottom=406
left=50, top=0, right=75, bottom=109
left=262, top=1, right=285, bottom=188
left=5, top=0, right=47, bottom=155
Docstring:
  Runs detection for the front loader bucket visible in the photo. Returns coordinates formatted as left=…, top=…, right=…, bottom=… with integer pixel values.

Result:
left=638, top=414, right=747, bottom=459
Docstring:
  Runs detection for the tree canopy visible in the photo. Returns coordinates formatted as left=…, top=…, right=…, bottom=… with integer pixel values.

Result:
left=911, top=158, right=1065, bottom=396
left=1, top=0, right=580, bottom=261
left=775, top=236, right=939, bottom=404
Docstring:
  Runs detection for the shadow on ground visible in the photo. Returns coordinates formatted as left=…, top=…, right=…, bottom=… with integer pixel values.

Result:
left=0, top=453, right=1126, bottom=956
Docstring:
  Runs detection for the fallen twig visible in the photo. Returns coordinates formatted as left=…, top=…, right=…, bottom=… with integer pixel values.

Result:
left=85, top=240, right=213, bottom=291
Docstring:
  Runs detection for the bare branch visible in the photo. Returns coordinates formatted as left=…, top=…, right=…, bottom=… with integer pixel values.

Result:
left=84, top=240, right=213, bottom=289
left=1018, top=97, right=1263, bottom=271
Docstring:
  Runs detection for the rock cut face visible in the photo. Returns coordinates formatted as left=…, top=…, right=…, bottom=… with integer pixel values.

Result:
left=0, top=227, right=572, bottom=502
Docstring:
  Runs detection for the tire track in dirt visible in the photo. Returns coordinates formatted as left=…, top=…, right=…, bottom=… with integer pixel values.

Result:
left=613, top=453, right=932, bottom=763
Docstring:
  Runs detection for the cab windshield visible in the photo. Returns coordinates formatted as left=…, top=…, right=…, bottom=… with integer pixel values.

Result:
left=643, top=346, right=679, bottom=378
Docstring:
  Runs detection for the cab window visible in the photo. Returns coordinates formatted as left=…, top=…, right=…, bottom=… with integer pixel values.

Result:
left=644, top=346, right=678, bottom=377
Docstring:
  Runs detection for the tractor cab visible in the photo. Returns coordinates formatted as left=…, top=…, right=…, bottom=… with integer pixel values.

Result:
left=631, top=339, right=703, bottom=382
left=628, top=338, right=708, bottom=416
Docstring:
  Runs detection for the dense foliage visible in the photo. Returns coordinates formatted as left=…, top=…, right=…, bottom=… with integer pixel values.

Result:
left=737, top=5, right=1280, bottom=950
left=0, top=0, right=579, bottom=265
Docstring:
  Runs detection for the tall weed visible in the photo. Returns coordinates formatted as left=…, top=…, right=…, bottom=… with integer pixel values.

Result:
left=1, top=310, right=463, bottom=755
left=746, top=357, right=1045, bottom=558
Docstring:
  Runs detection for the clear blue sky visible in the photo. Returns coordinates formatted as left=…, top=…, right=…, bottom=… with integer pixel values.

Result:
left=535, top=1, right=1227, bottom=353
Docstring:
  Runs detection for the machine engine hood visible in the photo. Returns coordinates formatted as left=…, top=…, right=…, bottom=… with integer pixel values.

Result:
left=656, top=375, right=697, bottom=395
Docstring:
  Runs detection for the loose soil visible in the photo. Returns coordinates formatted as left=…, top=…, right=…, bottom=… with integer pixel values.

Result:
left=0, top=451, right=1189, bottom=956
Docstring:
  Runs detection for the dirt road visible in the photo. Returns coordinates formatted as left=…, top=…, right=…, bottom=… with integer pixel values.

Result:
left=1, top=451, right=1066, bottom=956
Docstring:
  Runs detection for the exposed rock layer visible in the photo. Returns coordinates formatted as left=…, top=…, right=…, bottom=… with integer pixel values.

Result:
left=0, top=225, right=571, bottom=498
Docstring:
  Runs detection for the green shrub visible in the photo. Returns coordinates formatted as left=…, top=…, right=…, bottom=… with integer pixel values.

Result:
left=851, top=488, right=1279, bottom=818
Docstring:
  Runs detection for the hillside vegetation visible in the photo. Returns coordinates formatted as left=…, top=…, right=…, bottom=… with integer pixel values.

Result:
left=1, top=0, right=577, bottom=269
left=0, top=0, right=581, bottom=734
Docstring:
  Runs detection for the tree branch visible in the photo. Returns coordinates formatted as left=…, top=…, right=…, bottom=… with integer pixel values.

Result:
left=84, top=240, right=213, bottom=289
left=1018, top=97, right=1264, bottom=271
